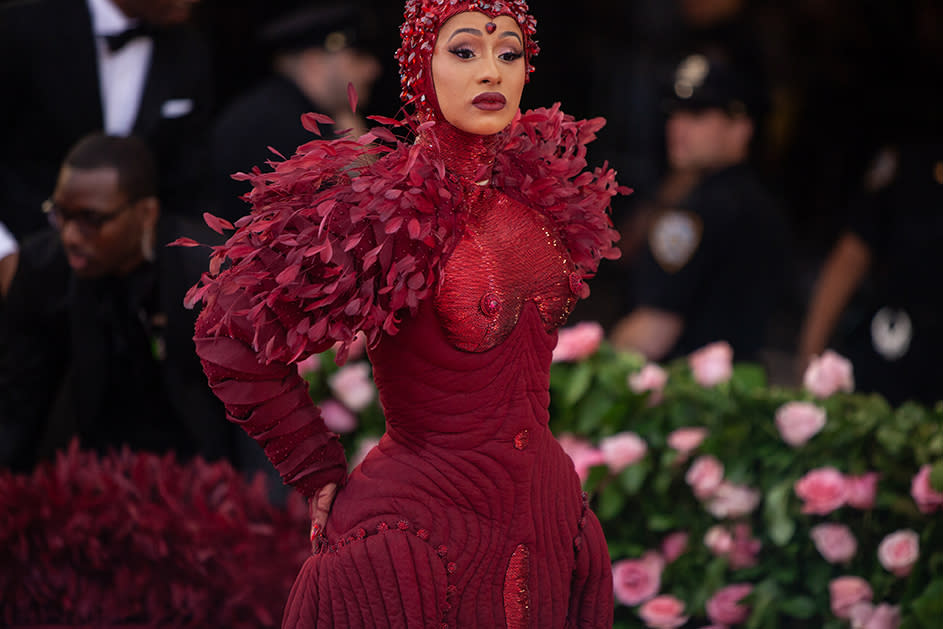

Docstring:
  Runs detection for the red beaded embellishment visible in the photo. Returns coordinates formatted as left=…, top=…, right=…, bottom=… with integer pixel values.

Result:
left=396, top=0, right=539, bottom=108
left=514, top=429, right=529, bottom=450
left=568, top=272, right=584, bottom=295
left=479, top=292, right=501, bottom=317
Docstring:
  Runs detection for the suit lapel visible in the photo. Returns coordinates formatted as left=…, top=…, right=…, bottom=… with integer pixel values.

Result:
left=52, top=0, right=104, bottom=131
left=134, top=30, right=171, bottom=135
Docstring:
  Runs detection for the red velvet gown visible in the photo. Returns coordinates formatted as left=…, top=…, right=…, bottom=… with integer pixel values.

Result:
left=194, top=116, right=618, bottom=628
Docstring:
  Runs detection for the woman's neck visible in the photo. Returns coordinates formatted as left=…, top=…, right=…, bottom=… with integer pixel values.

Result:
left=418, top=120, right=505, bottom=184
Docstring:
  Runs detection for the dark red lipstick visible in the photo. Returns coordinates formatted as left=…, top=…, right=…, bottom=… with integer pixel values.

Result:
left=472, top=92, right=507, bottom=110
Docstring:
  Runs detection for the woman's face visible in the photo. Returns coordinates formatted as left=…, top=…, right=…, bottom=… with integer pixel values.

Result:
left=431, top=12, right=526, bottom=135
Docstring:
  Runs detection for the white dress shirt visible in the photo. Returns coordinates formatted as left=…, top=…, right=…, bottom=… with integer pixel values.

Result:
left=0, top=221, right=17, bottom=259
left=86, top=0, right=153, bottom=135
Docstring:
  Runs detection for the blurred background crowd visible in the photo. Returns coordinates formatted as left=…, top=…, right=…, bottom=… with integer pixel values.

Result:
left=0, top=0, right=940, bottom=477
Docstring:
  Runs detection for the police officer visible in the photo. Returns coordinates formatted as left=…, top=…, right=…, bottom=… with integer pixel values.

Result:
left=211, top=3, right=382, bottom=223
left=798, top=142, right=943, bottom=406
left=611, top=50, right=790, bottom=362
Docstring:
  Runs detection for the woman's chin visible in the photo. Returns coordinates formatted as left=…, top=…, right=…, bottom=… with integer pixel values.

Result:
left=449, top=119, right=513, bottom=136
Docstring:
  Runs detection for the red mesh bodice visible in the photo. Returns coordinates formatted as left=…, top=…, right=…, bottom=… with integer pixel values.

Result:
left=435, top=184, right=580, bottom=352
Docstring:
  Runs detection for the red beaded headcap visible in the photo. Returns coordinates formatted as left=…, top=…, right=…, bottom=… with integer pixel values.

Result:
left=396, top=0, right=539, bottom=115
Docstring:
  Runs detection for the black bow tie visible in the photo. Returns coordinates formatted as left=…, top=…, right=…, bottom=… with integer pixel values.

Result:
left=104, top=24, right=153, bottom=52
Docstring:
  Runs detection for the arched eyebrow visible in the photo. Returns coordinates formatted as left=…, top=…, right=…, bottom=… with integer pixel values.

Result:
left=447, top=28, right=523, bottom=44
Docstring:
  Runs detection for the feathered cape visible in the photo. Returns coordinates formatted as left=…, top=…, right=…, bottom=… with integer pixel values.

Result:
left=184, top=104, right=626, bottom=366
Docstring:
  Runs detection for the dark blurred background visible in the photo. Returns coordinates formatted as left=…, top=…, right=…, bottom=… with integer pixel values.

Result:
left=3, top=0, right=941, bottom=387
left=189, top=0, right=942, bottom=317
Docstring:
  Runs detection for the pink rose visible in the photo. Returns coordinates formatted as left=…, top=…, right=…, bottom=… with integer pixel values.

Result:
left=704, top=525, right=734, bottom=556
left=296, top=354, right=321, bottom=377
left=661, top=531, right=689, bottom=564
left=629, top=363, right=669, bottom=405
left=552, top=321, right=604, bottom=362
left=320, top=399, right=358, bottom=434
left=849, top=602, right=876, bottom=627
left=910, top=465, right=943, bottom=514
left=775, top=401, right=826, bottom=447
left=811, top=523, right=858, bottom=563
left=688, top=341, right=734, bottom=387
left=667, top=427, right=708, bottom=457
left=795, top=467, right=847, bottom=515
left=856, top=603, right=901, bottom=629
left=728, top=523, right=762, bottom=569
left=706, top=583, right=753, bottom=625
left=348, top=435, right=380, bottom=470
left=686, top=455, right=725, bottom=499
left=877, top=530, right=919, bottom=577
left=638, top=595, right=688, bottom=629
left=829, top=576, right=873, bottom=619
left=328, top=362, right=375, bottom=412
left=803, top=349, right=855, bottom=398
left=558, top=433, right=607, bottom=483
left=706, top=482, right=762, bottom=519
left=612, top=552, right=665, bottom=606
left=600, top=432, right=648, bottom=473
left=846, top=472, right=880, bottom=509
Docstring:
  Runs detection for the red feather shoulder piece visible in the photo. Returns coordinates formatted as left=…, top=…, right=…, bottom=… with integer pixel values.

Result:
left=186, top=117, right=466, bottom=366
left=187, top=107, right=627, bottom=366
left=493, top=104, right=627, bottom=294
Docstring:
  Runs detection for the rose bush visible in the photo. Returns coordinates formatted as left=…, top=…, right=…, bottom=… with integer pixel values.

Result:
left=540, top=336, right=943, bottom=628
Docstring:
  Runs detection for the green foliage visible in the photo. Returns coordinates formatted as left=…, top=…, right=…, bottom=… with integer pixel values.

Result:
left=546, top=342, right=943, bottom=628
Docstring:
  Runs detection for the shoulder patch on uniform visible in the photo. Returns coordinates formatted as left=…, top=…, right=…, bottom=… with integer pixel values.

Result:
left=649, top=209, right=703, bottom=273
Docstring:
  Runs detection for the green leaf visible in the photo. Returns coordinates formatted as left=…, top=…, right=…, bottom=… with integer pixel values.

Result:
left=911, top=579, right=943, bottom=628
left=745, top=579, right=779, bottom=629
left=732, top=363, right=768, bottom=391
left=582, top=464, right=609, bottom=495
left=763, top=480, right=795, bottom=546
left=779, top=596, right=817, bottom=619
left=876, top=422, right=908, bottom=455
left=646, top=513, right=676, bottom=532
left=564, top=362, right=594, bottom=406
left=619, top=460, right=650, bottom=495
left=598, top=481, right=626, bottom=521
left=930, top=461, right=943, bottom=493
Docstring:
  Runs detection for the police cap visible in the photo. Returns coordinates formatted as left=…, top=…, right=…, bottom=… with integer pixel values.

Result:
left=260, top=3, right=372, bottom=55
left=665, top=51, right=767, bottom=119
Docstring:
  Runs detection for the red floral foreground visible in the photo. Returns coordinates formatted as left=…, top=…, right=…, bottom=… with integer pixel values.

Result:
left=0, top=441, right=309, bottom=628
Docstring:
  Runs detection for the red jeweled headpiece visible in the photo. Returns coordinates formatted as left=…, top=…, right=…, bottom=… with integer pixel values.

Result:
left=396, top=0, right=539, bottom=116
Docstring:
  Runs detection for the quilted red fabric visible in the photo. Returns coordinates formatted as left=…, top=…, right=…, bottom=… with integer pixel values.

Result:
left=192, top=110, right=623, bottom=627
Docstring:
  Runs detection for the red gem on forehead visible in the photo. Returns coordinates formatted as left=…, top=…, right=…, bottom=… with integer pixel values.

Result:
left=485, top=21, right=497, bottom=33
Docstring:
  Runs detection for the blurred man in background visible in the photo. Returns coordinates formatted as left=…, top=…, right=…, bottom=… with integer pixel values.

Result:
left=798, top=142, right=943, bottom=406
left=0, top=134, right=244, bottom=473
left=212, top=2, right=382, bottom=222
left=0, top=0, right=213, bottom=239
left=610, top=50, right=791, bottom=364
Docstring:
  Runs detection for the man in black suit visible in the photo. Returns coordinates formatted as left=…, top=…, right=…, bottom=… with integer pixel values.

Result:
left=0, top=0, right=213, bottom=239
left=0, top=133, right=245, bottom=473
left=212, top=3, right=382, bottom=222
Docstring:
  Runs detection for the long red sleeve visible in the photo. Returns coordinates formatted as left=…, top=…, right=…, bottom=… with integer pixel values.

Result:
left=194, top=289, right=347, bottom=498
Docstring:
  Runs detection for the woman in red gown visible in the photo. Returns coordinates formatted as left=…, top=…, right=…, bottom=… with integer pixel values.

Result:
left=192, top=1, right=624, bottom=626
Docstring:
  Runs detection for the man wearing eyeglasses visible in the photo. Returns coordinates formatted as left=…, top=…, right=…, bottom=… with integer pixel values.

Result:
left=0, top=133, right=253, bottom=475
left=0, top=0, right=212, bottom=240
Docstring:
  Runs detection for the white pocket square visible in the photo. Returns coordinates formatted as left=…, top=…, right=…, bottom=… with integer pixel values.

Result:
left=161, top=98, right=194, bottom=118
